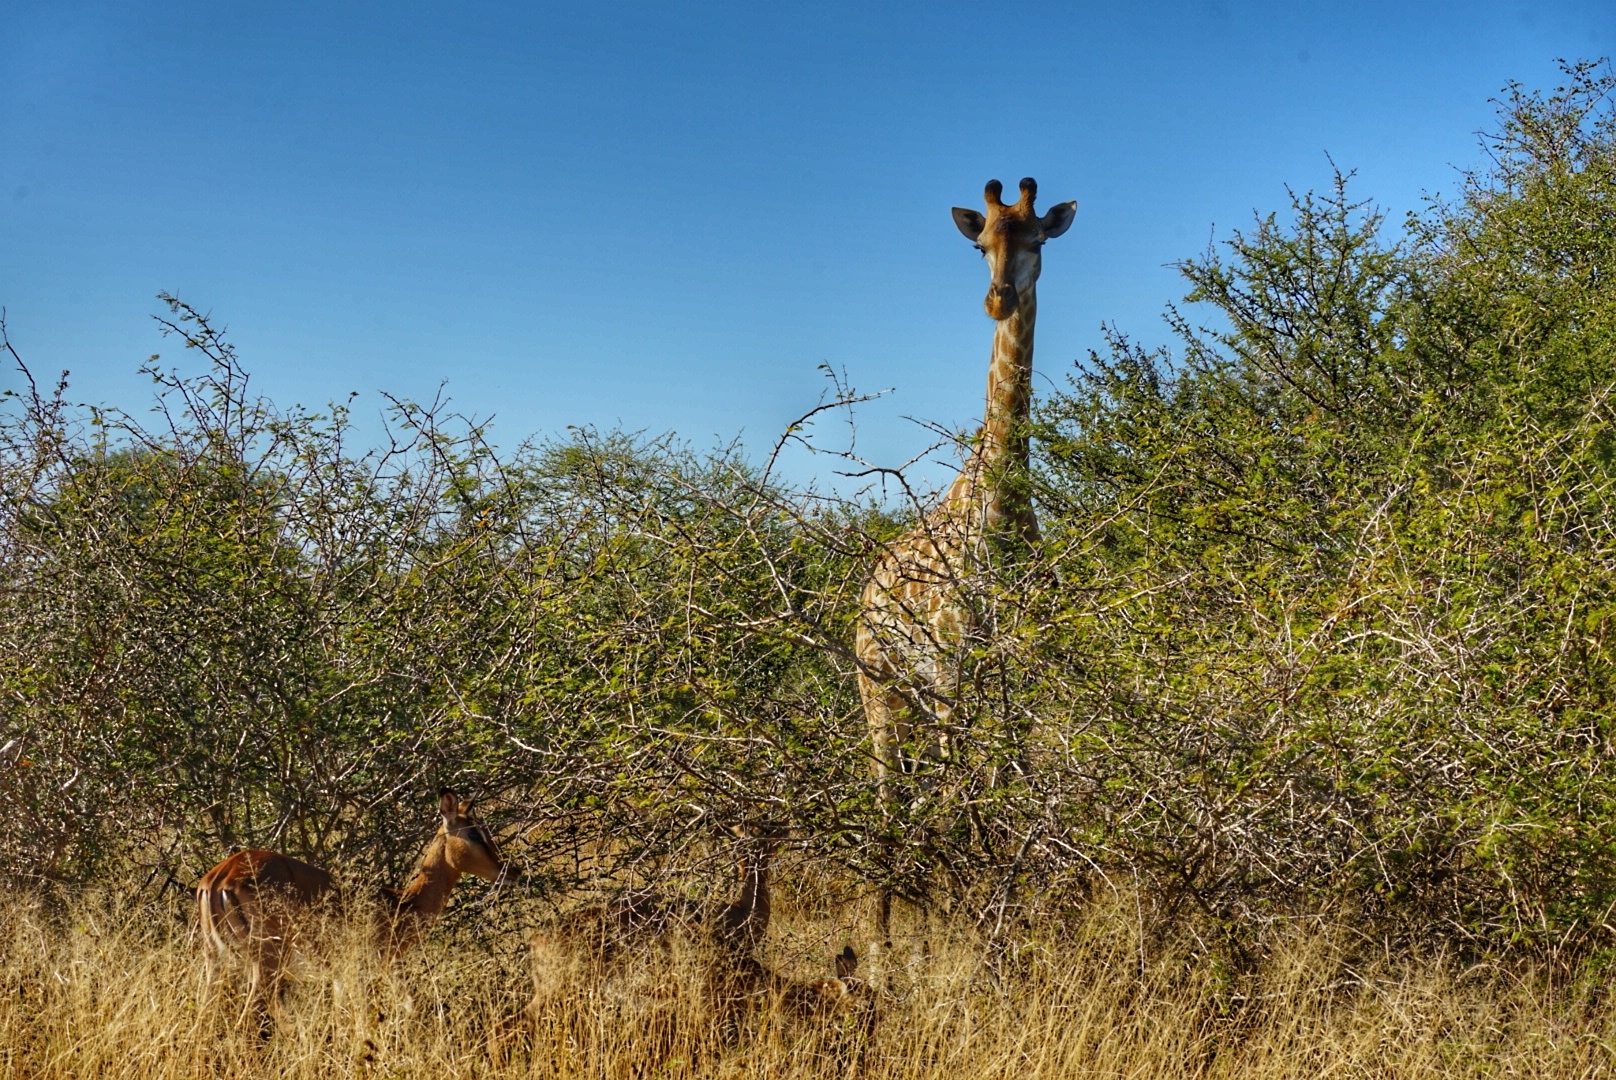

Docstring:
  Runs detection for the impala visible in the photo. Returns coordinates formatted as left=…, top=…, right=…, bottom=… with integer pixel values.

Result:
left=517, top=826, right=780, bottom=1032
left=196, top=789, right=505, bottom=1026
left=773, top=945, right=869, bottom=1020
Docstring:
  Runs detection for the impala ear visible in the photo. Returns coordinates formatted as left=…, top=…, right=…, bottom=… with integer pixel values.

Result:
left=952, top=207, right=985, bottom=242
left=438, top=788, right=458, bottom=820
left=1041, top=200, right=1077, bottom=239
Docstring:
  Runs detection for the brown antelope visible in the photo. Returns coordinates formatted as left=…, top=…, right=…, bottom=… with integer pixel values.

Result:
left=196, top=789, right=504, bottom=1025
left=711, top=944, right=874, bottom=1066
left=515, top=826, right=780, bottom=1034
left=773, top=945, right=868, bottom=1021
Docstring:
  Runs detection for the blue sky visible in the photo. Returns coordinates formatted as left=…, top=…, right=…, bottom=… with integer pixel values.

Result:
left=3, top=1, right=1610, bottom=489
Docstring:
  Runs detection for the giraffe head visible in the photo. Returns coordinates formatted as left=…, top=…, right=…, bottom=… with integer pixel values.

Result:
left=953, top=177, right=1076, bottom=320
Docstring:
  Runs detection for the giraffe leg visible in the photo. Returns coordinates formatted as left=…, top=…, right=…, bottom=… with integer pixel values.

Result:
left=861, top=673, right=912, bottom=784
left=859, top=670, right=910, bottom=989
left=909, top=651, right=958, bottom=785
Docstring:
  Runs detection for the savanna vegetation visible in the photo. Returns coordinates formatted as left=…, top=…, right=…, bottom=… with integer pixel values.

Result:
left=4, top=62, right=1616, bottom=1077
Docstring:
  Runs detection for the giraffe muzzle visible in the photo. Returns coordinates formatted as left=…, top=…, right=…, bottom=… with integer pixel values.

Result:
left=985, top=283, right=1019, bottom=320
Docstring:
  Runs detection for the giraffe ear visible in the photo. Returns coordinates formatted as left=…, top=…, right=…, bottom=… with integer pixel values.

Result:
left=952, top=207, right=985, bottom=242
left=1041, top=200, right=1077, bottom=239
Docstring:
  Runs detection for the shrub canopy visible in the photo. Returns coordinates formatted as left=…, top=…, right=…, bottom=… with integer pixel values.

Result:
left=4, top=63, right=1616, bottom=953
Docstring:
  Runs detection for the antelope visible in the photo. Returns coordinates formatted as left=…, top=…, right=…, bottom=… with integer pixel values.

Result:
left=515, top=826, right=780, bottom=1035
left=773, top=945, right=868, bottom=1021
left=196, top=789, right=504, bottom=1026
left=708, top=945, right=874, bottom=1067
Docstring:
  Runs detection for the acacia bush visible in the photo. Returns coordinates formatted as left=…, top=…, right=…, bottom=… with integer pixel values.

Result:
left=0, top=303, right=872, bottom=901
left=3, top=64, right=1616, bottom=958
left=1032, top=62, right=1616, bottom=948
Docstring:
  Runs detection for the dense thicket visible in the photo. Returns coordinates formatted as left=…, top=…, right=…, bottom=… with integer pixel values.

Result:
left=1035, top=62, right=1616, bottom=947
left=3, top=64, right=1615, bottom=955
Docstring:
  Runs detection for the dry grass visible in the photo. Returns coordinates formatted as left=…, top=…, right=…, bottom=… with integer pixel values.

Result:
left=3, top=887, right=1615, bottom=1079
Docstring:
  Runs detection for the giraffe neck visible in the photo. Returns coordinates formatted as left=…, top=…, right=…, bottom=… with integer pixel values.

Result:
left=958, top=288, right=1038, bottom=544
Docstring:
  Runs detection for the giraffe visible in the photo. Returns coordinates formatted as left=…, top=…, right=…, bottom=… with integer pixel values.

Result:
left=855, top=176, right=1075, bottom=952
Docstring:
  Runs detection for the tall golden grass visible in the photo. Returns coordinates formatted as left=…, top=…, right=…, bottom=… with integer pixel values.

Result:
left=3, top=885, right=1613, bottom=1079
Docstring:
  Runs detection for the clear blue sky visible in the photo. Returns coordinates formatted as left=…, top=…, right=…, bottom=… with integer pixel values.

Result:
left=3, top=1, right=1610, bottom=488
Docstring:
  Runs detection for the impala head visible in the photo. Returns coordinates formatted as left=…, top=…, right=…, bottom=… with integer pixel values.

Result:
left=953, top=177, right=1077, bottom=320
left=436, top=789, right=505, bottom=882
left=724, top=821, right=788, bottom=861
